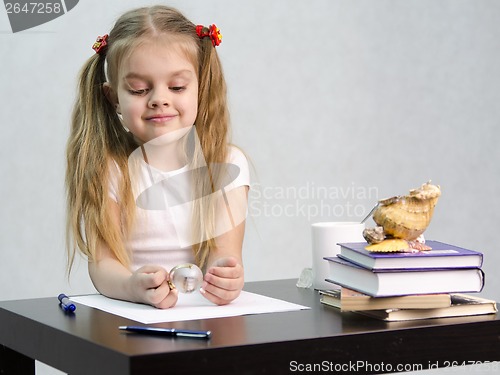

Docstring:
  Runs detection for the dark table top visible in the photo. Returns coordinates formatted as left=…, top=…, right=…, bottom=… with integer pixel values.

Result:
left=1, top=279, right=499, bottom=374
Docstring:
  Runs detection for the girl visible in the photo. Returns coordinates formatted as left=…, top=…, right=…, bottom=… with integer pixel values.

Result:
left=66, top=5, right=249, bottom=309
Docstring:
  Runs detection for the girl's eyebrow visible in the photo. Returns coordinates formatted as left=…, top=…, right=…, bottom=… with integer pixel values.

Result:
left=124, top=72, right=147, bottom=81
left=124, top=70, right=194, bottom=81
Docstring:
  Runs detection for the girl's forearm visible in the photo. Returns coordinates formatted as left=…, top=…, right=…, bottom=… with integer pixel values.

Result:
left=88, top=258, right=134, bottom=301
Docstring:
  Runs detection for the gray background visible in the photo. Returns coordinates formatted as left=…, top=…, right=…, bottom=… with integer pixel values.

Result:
left=1, top=1, right=499, bottom=374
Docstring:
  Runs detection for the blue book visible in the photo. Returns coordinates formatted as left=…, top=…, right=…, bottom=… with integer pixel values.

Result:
left=324, top=257, right=485, bottom=297
left=336, top=240, right=483, bottom=271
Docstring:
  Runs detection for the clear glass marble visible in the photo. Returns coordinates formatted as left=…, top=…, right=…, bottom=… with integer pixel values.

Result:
left=169, top=263, right=204, bottom=293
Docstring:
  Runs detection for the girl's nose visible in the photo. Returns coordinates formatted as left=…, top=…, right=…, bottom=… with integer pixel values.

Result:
left=148, top=89, right=170, bottom=108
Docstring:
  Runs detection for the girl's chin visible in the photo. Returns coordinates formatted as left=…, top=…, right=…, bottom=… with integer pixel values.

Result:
left=142, top=125, right=193, bottom=146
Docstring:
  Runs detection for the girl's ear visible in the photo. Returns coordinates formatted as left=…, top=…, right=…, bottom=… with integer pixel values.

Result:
left=103, top=82, right=120, bottom=112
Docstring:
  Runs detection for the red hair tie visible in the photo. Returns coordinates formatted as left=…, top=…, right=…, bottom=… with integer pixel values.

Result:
left=196, top=24, right=222, bottom=47
left=92, top=34, right=109, bottom=54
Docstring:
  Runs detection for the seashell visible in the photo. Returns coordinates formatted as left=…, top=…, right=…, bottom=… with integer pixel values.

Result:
left=372, top=181, right=440, bottom=241
left=365, top=238, right=433, bottom=252
left=407, top=240, right=432, bottom=251
left=365, top=239, right=410, bottom=252
left=363, top=226, right=385, bottom=244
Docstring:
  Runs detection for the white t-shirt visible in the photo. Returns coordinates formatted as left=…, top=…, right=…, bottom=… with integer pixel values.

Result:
left=108, top=145, right=250, bottom=272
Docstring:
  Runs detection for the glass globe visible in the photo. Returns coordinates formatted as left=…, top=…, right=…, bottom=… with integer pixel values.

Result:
left=169, top=263, right=203, bottom=293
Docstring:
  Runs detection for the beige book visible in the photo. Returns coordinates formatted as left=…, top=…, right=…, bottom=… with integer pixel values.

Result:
left=319, top=288, right=452, bottom=311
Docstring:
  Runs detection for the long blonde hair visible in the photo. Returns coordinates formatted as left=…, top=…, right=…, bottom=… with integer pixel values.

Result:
left=66, top=5, right=230, bottom=273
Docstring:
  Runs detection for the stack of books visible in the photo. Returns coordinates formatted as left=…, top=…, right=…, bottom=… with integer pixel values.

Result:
left=320, top=240, right=497, bottom=321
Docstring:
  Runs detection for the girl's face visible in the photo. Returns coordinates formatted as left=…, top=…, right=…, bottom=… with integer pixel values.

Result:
left=114, top=40, right=198, bottom=145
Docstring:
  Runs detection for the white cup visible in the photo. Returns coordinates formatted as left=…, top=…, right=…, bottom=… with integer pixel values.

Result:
left=311, top=222, right=365, bottom=290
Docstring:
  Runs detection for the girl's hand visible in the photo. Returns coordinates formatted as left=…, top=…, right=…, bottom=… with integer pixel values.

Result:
left=128, top=265, right=178, bottom=309
left=201, top=257, right=244, bottom=305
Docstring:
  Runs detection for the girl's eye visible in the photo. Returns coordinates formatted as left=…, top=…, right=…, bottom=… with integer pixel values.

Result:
left=129, top=89, right=149, bottom=96
left=170, top=86, right=186, bottom=92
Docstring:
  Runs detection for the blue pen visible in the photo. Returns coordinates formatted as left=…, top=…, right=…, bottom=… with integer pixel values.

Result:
left=58, top=293, right=76, bottom=312
left=119, top=325, right=211, bottom=339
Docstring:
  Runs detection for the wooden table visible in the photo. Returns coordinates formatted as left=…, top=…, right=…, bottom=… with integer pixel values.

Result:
left=1, top=279, right=499, bottom=374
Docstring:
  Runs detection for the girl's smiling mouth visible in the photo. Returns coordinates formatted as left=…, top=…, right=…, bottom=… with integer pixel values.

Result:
left=145, top=114, right=177, bottom=123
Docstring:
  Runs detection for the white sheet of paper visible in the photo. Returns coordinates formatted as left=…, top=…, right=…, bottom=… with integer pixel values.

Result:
left=71, top=291, right=309, bottom=324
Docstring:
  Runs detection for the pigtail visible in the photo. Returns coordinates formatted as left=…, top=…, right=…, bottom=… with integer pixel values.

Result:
left=192, top=37, right=231, bottom=268
left=66, top=52, right=135, bottom=274
left=196, top=37, right=229, bottom=164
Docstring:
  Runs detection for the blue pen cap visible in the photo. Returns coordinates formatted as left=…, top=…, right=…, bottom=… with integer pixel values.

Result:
left=58, top=293, right=76, bottom=312
left=63, top=303, right=77, bottom=312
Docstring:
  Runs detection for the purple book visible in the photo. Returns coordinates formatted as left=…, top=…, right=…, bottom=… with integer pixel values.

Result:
left=335, top=240, right=483, bottom=271
left=324, top=256, right=485, bottom=297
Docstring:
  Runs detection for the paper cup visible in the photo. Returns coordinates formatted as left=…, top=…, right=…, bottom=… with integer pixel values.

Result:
left=311, top=222, right=365, bottom=290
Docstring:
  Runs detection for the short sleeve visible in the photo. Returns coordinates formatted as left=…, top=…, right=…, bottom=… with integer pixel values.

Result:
left=226, top=146, right=250, bottom=190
